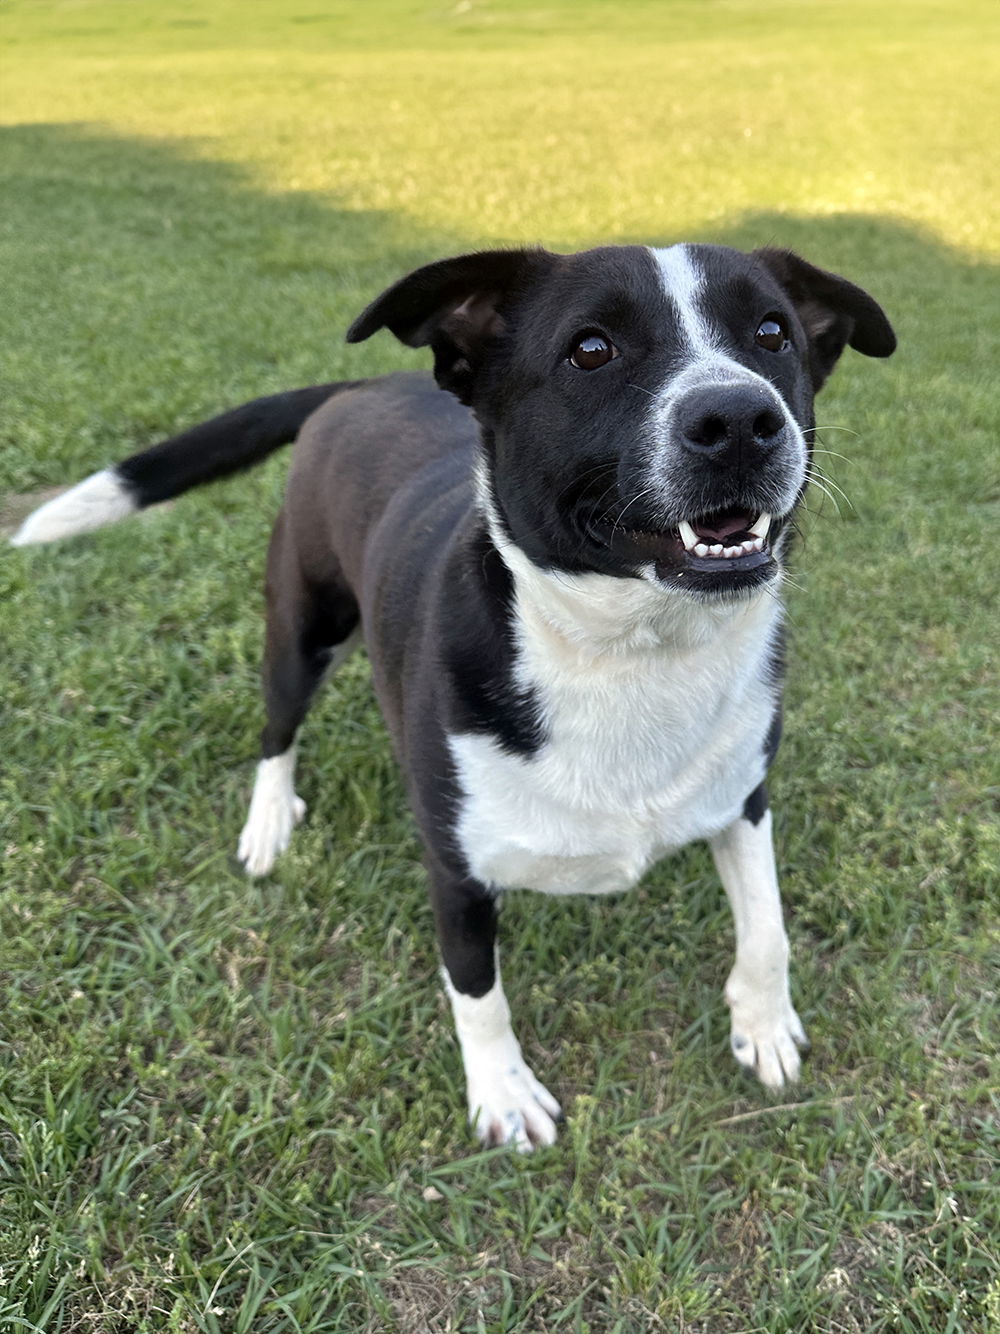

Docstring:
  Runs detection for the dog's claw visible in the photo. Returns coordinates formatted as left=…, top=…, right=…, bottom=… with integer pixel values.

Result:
left=468, top=1060, right=562, bottom=1152
left=724, top=954, right=808, bottom=1089
left=729, top=1001, right=809, bottom=1088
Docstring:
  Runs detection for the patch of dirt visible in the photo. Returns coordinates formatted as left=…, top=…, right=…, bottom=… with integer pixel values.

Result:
left=0, top=484, right=69, bottom=538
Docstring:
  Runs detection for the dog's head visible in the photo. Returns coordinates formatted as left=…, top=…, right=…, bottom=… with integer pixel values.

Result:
left=348, top=244, right=895, bottom=601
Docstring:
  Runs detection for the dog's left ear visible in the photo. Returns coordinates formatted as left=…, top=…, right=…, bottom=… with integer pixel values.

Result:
left=346, top=248, right=557, bottom=403
left=754, top=248, right=897, bottom=390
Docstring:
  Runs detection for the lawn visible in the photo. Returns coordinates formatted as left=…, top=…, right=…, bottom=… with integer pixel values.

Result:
left=1, top=1, right=998, bottom=1330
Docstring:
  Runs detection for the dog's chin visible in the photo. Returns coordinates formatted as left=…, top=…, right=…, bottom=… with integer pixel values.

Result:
left=587, top=508, right=784, bottom=600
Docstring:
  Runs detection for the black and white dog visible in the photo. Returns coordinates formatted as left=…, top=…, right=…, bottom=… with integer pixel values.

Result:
left=13, top=243, right=895, bottom=1150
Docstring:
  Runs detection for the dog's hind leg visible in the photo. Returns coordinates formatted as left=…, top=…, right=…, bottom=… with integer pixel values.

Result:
left=238, top=512, right=361, bottom=876
left=432, top=869, right=562, bottom=1151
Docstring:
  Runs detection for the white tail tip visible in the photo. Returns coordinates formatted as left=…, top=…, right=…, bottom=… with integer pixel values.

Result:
left=10, top=468, right=137, bottom=546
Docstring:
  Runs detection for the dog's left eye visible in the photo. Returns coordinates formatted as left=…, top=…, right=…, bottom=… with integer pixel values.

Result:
left=755, top=316, right=791, bottom=353
left=569, top=332, right=619, bottom=370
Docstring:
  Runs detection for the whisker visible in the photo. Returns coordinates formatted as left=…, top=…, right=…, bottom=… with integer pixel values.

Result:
left=551, top=461, right=616, bottom=508
left=806, top=456, right=853, bottom=503
left=799, top=503, right=840, bottom=523
left=809, top=448, right=854, bottom=464
left=610, top=486, right=660, bottom=535
left=806, top=467, right=853, bottom=511
left=803, top=477, right=843, bottom=517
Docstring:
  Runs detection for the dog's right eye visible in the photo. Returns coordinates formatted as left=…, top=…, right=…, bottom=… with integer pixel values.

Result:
left=569, top=332, right=618, bottom=370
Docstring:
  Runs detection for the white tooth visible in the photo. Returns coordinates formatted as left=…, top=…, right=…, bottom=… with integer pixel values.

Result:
left=724, top=545, right=742, bottom=558
left=740, top=539, right=755, bottom=553
left=749, top=512, right=772, bottom=538
left=709, top=544, right=724, bottom=556
left=678, top=520, right=699, bottom=551
left=694, top=542, right=710, bottom=557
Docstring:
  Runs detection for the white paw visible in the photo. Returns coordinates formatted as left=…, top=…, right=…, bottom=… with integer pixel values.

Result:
left=726, top=973, right=808, bottom=1089
left=466, top=1045, right=563, bottom=1152
left=237, top=793, right=305, bottom=876
left=237, top=752, right=306, bottom=877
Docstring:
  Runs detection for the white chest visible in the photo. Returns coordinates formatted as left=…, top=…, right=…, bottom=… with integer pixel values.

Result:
left=448, top=562, right=781, bottom=897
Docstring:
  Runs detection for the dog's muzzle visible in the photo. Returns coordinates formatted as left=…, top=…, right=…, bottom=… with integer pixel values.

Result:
left=583, top=376, right=806, bottom=596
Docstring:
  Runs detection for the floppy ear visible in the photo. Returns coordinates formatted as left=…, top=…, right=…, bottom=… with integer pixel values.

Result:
left=346, top=248, right=556, bottom=403
left=754, top=248, right=897, bottom=391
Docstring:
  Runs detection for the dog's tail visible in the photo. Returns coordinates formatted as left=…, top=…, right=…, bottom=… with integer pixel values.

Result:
left=10, top=381, right=363, bottom=546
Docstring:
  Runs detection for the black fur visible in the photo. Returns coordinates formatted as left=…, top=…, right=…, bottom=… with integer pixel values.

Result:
left=116, top=382, right=363, bottom=507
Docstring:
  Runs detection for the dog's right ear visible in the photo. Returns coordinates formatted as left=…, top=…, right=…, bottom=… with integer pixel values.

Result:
left=346, top=249, right=556, bottom=403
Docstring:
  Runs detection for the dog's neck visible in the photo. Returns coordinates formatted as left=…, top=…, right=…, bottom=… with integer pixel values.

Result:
left=503, top=537, right=779, bottom=658
left=477, top=489, right=782, bottom=662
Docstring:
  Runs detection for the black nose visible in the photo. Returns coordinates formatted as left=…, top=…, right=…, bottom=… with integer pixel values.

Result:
left=677, top=384, right=788, bottom=469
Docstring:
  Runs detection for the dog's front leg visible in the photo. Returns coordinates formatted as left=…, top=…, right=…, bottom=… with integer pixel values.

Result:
left=433, top=875, right=562, bottom=1151
left=710, top=805, right=808, bottom=1088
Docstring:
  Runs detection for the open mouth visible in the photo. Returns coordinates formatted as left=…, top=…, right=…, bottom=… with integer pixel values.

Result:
left=596, top=507, right=774, bottom=562
left=676, top=509, right=772, bottom=560
left=585, top=505, right=782, bottom=592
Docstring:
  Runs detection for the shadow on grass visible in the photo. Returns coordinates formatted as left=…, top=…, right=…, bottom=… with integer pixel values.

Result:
left=3, top=121, right=997, bottom=875
left=3, top=122, right=998, bottom=1334
left=0, top=120, right=474, bottom=489
left=2, top=120, right=997, bottom=507
left=3, top=121, right=996, bottom=893
left=2, top=119, right=997, bottom=468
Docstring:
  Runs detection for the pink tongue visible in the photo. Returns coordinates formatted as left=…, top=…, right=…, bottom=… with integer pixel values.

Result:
left=694, top=513, right=751, bottom=541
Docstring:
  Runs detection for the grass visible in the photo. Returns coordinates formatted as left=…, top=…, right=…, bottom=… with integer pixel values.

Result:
left=1, top=0, right=998, bottom=1330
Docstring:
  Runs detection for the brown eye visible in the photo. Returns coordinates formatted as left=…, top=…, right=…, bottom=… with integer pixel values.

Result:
left=570, top=332, right=618, bottom=370
left=755, top=316, right=790, bottom=353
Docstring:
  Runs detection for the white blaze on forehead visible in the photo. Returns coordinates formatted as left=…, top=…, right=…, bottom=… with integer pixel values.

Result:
left=649, top=244, right=719, bottom=358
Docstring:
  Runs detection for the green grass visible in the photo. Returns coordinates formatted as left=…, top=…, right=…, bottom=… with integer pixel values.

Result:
left=1, top=1, right=998, bottom=1330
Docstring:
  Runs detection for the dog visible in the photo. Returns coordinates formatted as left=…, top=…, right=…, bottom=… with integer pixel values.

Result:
left=12, top=242, right=896, bottom=1150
